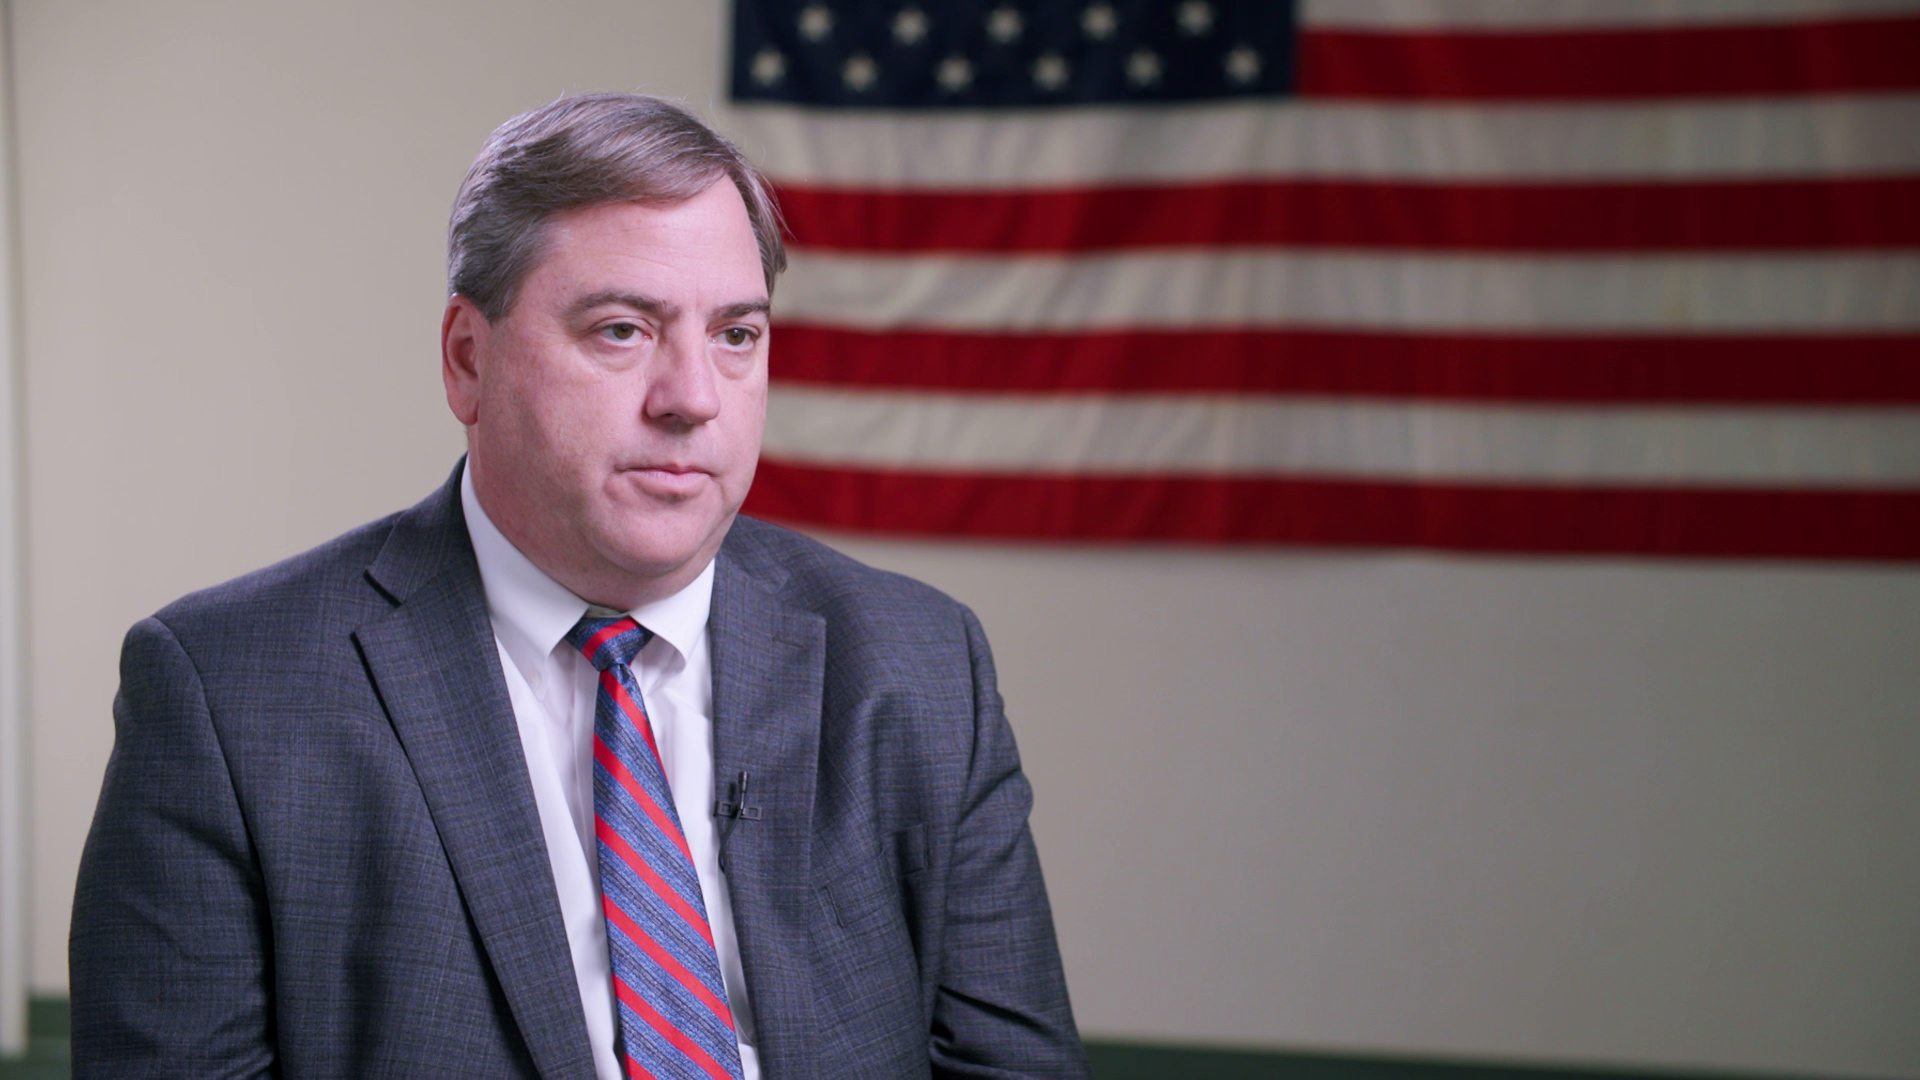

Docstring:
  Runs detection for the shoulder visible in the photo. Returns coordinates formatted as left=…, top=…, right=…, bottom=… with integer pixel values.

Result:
left=159, top=512, right=399, bottom=619
left=141, top=467, right=467, bottom=659
left=722, top=515, right=974, bottom=635
left=138, top=512, right=403, bottom=660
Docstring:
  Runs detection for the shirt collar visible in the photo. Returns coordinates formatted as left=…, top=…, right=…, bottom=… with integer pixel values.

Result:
left=460, top=460, right=714, bottom=679
left=626, top=557, right=713, bottom=666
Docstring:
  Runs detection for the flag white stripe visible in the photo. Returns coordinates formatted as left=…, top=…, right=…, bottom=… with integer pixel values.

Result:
left=722, top=98, right=1920, bottom=186
left=764, top=387, right=1920, bottom=486
left=1302, top=0, right=1920, bottom=30
left=776, top=250, right=1920, bottom=332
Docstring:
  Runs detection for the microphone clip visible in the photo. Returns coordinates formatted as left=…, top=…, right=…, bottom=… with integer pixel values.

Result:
left=714, top=769, right=762, bottom=822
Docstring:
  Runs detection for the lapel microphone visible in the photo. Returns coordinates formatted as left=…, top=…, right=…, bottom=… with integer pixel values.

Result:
left=715, top=769, right=762, bottom=822
left=714, top=770, right=762, bottom=873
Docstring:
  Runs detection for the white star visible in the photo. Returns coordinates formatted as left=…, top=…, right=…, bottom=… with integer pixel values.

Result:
left=750, top=47, right=786, bottom=86
left=935, top=54, right=973, bottom=91
left=1082, top=2, right=1118, bottom=39
left=1032, top=51, right=1069, bottom=91
left=798, top=3, right=833, bottom=41
left=1176, top=0, right=1214, bottom=36
left=843, top=51, right=878, bottom=91
left=1125, top=48, right=1162, bottom=87
left=1224, top=44, right=1261, bottom=85
left=893, top=7, right=929, bottom=45
left=986, top=5, right=1023, bottom=44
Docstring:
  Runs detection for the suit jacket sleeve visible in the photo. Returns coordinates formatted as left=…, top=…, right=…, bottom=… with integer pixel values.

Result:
left=929, top=607, right=1088, bottom=1079
left=69, top=616, right=277, bottom=1077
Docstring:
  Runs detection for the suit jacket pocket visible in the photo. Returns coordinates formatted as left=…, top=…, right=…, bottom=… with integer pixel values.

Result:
left=895, top=822, right=929, bottom=877
left=818, top=823, right=927, bottom=929
left=819, top=868, right=893, bottom=930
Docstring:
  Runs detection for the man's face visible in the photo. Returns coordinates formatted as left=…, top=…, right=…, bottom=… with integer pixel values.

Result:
left=442, top=180, right=770, bottom=608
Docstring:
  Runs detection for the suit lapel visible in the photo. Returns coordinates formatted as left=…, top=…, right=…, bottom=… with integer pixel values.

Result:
left=709, top=540, right=826, bottom=1080
left=353, top=477, right=596, bottom=1080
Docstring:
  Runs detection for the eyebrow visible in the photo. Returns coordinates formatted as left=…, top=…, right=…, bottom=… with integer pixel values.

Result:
left=715, top=300, right=773, bottom=320
left=564, top=291, right=771, bottom=322
left=564, top=291, right=675, bottom=321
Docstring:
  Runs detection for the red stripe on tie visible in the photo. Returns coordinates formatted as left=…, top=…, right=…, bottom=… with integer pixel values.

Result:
left=597, top=816, right=717, bottom=947
left=623, top=1057, right=662, bottom=1080
left=580, top=619, right=633, bottom=661
left=594, top=736, right=697, bottom=865
left=603, top=895, right=736, bottom=1029
left=602, top=669, right=667, bottom=767
left=612, top=974, right=737, bottom=1080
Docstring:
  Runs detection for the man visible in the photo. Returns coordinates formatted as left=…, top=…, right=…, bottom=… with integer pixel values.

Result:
left=70, top=93, right=1086, bottom=1079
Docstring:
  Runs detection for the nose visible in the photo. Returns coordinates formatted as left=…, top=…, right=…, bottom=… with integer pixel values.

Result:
left=643, top=323, right=722, bottom=429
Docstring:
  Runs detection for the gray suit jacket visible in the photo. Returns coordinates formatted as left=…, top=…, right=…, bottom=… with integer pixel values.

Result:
left=70, top=465, right=1086, bottom=1078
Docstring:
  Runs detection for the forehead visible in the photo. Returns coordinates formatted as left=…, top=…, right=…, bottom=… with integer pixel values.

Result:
left=525, top=183, right=765, bottom=303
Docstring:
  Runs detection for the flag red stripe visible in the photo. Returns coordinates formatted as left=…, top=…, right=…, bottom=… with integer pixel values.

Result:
left=596, top=817, right=717, bottom=949
left=602, top=896, right=736, bottom=1029
left=770, top=325, right=1920, bottom=404
left=743, top=461, right=1920, bottom=560
left=594, top=737, right=696, bottom=866
left=611, top=975, right=736, bottom=1080
left=774, top=177, right=1920, bottom=253
left=1295, top=16, right=1920, bottom=99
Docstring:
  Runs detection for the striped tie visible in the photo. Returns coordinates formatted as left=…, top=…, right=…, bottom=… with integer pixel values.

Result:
left=567, top=614, right=744, bottom=1080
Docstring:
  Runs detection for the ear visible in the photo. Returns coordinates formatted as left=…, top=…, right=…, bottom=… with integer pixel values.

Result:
left=441, top=295, right=490, bottom=427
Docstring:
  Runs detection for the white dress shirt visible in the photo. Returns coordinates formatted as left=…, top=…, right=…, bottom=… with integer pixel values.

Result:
left=461, top=464, right=760, bottom=1080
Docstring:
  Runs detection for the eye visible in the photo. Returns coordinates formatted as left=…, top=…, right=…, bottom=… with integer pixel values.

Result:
left=602, top=322, right=641, bottom=342
left=721, top=326, right=757, bottom=347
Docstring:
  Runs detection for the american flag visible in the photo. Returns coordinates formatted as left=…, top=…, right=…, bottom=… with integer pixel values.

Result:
left=727, top=0, right=1920, bottom=559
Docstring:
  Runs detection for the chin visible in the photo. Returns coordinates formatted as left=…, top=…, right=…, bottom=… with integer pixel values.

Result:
left=599, top=514, right=730, bottom=581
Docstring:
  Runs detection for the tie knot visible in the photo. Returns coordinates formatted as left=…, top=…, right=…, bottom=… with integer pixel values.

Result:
left=566, top=614, right=652, bottom=672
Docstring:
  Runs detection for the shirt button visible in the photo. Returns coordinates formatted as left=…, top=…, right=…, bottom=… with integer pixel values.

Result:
left=529, top=669, right=544, bottom=689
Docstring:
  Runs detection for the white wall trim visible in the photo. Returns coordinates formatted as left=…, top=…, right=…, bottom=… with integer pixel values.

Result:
left=0, top=0, right=28, bottom=1056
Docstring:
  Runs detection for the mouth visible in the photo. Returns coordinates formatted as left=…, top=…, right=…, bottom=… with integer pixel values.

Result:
left=618, top=463, right=711, bottom=499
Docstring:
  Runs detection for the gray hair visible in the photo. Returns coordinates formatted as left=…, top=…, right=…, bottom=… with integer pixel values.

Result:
left=447, top=92, right=787, bottom=321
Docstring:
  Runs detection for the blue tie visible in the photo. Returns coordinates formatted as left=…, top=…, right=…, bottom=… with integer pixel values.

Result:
left=567, top=614, right=744, bottom=1080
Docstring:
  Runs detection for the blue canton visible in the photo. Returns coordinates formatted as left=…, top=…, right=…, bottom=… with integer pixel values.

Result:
left=731, top=0, right=1297, bottom=107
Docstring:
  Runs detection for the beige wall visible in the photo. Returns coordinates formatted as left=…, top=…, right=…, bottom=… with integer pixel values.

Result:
left=10, top=3, right=1920, bottom=1077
